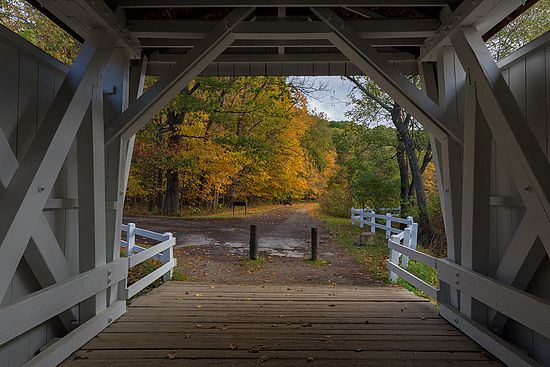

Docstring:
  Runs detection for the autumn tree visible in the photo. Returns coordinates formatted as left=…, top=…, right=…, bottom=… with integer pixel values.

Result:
left=345, top=76, right=434, bottom=242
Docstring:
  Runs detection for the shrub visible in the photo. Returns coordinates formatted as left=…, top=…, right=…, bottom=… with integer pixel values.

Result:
left=318, top=186, right=353, bottom=218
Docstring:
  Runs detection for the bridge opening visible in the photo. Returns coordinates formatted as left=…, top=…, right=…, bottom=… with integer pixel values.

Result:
left=0, top=1, right=549, bottom=366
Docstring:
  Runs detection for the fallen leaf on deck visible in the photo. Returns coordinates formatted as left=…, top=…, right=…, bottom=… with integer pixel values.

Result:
left=228, top=344, right=238, bottom=350
left=166, top=351, right=177, bottom=359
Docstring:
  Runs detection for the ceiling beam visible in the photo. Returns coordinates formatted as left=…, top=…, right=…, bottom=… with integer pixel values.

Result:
left=139, top=37, right=426, bottom=48
left=128, top=19, right=439, bottom=39
left=148, top=51, right=416, bottom=64
left=119, top=0, right=454, bottom=8
left=146, top=60, right=419, bottom=76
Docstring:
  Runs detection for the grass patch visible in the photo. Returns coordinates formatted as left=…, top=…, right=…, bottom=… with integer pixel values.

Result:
left=396, top=248, right=439, bottom=299
left=239, top=257, right=267, bottom=271
left=314, top=208, right=440, bottom=301
left=316, top=211, right=390, bottom=284
left=171, top=270, right=189, bottom=281
left=304, top=258, right=331, bottom=266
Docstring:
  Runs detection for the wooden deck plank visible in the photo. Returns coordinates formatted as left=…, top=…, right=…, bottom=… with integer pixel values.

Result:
left=61, top=283, right=502, bottom=366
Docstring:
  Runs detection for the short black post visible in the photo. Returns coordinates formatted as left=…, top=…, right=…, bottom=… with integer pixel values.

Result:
left=311, top=227, right=319, bottom=261
left=249, top=224, right=258, bottom=260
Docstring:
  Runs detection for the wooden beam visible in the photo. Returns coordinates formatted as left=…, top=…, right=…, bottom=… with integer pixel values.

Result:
left=128, top=19, right=438, bottom=40
left=119, top=0, right=454, bottom=7
left=148, top=52, right=416, bottom=65
left=21, top=301, right=126, bottom=367
left=460, top=77, right=492, bottom=321
left=77, top=78, right=108, bottom=322
left=102, top=49, right=133, bottom=307
left=0, top=121, right=77, bottom=331
left=450, top=26, right=550, bottom=255
left=0, top=258, right=127, bottom=346
left=419, top=0, right=524, bottom=61
left=105, top=7, right=255, bottom=144
left=312, top=7, right=459, bottom=143
left=489, top=215, right=546, bottom=332
left=39, top=0, right=140, bottom=58
left=139, top=38, right=426, bottom=48
left=439, top=304, right=540, bottom=367
left=438, top=259, right=550, bottom=340
left=0, top=30, right=115, bottom=300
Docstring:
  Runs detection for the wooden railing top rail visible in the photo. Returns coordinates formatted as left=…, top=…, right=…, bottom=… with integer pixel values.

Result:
left=120, top=223, right=177, bottom=299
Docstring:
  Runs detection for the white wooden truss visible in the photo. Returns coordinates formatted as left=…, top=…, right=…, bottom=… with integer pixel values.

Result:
left=0, top=1, right=549, bottom=366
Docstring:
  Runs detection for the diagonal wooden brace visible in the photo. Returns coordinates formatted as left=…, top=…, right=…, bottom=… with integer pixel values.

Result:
left=0, top=30, right=116, bottom=300
left=104, top=7, right=255, bottom=145
left=311, top=7, right=461, bottom=144
left=450, top=26, right=550, bottom=255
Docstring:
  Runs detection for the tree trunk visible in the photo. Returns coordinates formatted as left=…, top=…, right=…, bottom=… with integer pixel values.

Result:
left=163, top=110, right=182, bottom=215
left=155, top=168, right=164, bottom=211
left=396, top=133, right=409, bottom=217
left=391, top=104, right=433, bottom=245
left=164, top=169, right=180, bottom=215
left=236, top=80, right=249, bottom=138
left=408, top=142, right=432, bottom=197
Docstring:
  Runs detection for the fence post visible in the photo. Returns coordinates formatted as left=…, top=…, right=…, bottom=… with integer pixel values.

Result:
left=410, top=222, right=418, bottom=251
left=162, top=232, right=174, bottom=281
left=311, top=227, right=319, bottom=261
left=389, top=235, right=399, bottom=283
left=401, top=227, right=411, bottom=269
left=385, top=213, right=392, bottom=239
left=359, top=209, right=364, bottom=228
left=370, top=210, right=376, bottom=233
left=249, top=224, right=258, bottom=260
left=127, top=223, right=136, bottom=256
left=351, top=207, right=355, bottom=224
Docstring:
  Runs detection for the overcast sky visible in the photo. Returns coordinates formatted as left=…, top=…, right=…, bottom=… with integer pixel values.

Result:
left=303, top=76, right=356, bottom=121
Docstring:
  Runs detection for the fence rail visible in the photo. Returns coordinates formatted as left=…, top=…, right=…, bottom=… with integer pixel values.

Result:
left=351, top=208, right=439, bottom=299
left=120, top=223, right=177, bottom=299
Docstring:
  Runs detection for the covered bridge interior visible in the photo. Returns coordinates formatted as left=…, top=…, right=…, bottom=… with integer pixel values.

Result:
left=0, top=0, right=549, bottom=365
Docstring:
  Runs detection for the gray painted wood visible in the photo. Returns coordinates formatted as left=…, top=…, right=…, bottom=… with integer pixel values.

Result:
left=0, top=26, right=80, bottom=366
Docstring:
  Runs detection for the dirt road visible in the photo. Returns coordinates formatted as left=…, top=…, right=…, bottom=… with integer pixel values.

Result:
left=125, top=204, right=379, bottom=286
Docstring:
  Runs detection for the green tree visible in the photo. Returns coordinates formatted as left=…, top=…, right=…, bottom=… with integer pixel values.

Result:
left=0, top=0, right=80, bottom=64
left=487, top=0, right=550, bottom=61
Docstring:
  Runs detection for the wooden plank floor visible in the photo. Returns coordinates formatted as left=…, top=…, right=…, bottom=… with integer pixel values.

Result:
left=61, top=283, right=502, bottom=366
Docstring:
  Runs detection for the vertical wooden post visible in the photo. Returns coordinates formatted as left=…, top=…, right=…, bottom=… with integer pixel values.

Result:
left=385, top=213, right=392, bottom=239
left=410, top=222, right=418, bottom=251
left=249, top=224, right=258, bottom=260
left=162, top=232, right=174, bottom=281
left=389, top=235, right=399, bottom=283
left=127, top=223, right=136, bottom=256
left=359, top=210, right=364, bottom=228
left=311, top=227, right=319, bottom=261
left=401, top=227, right=411, bottom=269
left=370, top=210, right=376, bottom=233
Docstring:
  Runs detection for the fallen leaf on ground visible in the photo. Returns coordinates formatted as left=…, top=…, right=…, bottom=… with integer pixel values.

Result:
left=228, top=344, right=238, bottom=350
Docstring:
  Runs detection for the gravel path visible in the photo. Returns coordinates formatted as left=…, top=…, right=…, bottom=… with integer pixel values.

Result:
left=125, top=204, right=380, bottom=286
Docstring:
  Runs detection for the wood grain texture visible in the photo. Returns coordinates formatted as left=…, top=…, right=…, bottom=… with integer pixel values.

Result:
left=61, top=283, right=501, bottom=366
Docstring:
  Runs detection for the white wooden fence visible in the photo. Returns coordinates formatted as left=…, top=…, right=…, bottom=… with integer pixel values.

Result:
left=351, top=208, right=419, bottom=275
left=350, top=208, right=439, bottom=298
left=120, top=223, right=177, bottom=299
